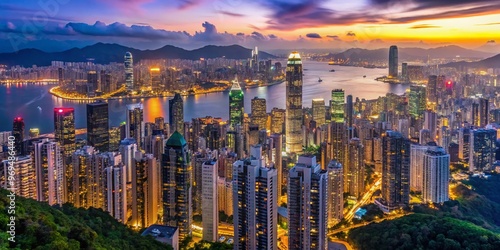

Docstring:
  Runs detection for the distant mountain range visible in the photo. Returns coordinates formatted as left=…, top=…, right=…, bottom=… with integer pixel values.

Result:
left=443, top=53, right=500, bottom=69
left=0, top=43, right=276, bottom=67
left=320, top=45, right=495, bottom=63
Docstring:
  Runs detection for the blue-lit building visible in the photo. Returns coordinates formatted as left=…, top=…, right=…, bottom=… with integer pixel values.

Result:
left=469, top=129, right=496, bottom=172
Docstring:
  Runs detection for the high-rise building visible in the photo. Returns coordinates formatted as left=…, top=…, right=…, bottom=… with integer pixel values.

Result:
left=119, top=138, right=138, bottom=183
left=329, top=122, right=346, bottom=172
left=346, top=138, right=364, bottom=198
left=87, top=71, right=98, bottom=94
left=229, top=76, right=244, bottom=128
left=380, top=131, right=410, bottom=211
left=202, top=159, right=218, bottom=242
left=251, top=96, right=267, bottom=130
left=2, top=156, right=35, bottom=199
left=388, top=45, right=398, bottom=78
left=409, top=85, right=426, bottom=120
left=33, top=139, right=64, bottom=205
left=288, top=155, right=328, bottom=250
left=109, top=127, right=121, bottom=152
left=29, top=128, right=39, bottom=139
left=472, top=98, right=489, bottom=128
left=469, top=129, right=496, bottom=172
left=124, top=52, right=134, bottom=90
left=285, top=51, right=303, bottom=154
left=331, top=89, right=345, bottom=123
left=327, top=160, right=343, bottom=228
left=401, top=63, right=408, bottom=82
left=458, top=127, right=471, bottom=162
left=217, top=177, right=233, bottom=216
left=410, top=144, right=428, bottom=192
left=233, top=145, right=277, bottom=250
left=71, top=146, right=98, bottom=208
left=162, top=131, right=192, bottom=240
left=54, top=107, right=76, bottom=157
left=346, top=95, right=354, bottom=128
left=427, top=75, right=438, bottom=104
left=150, top=67, right=162, bottom=92
left=104, top=162, right=127, bottom=223
left=312, top=99, right=326, bottom=126
left=269, top=133, right=283, bottom=199
left=126, top=103, right=144, bottom=149
left=169, top=93, right=184, bottom=135
left=131, top=152, right=159, bottom=229
left=423, top=147, right=450, bottom=203
left=12, top=117, right=24, bottom=155
left=423, top=110, right=437, bottom=140
left=270, top=108, right=286, bottom=134
left=87, top=101, right=109, bottom=152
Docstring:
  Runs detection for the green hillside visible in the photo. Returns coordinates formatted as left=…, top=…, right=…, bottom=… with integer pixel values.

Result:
left=0, top=189, right=170, bottom=250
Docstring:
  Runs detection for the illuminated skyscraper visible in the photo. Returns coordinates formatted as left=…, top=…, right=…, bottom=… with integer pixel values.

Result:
left=469, top=129, right=496, bottom=172
left=427, top=75, right=438, bottom=104
left=229, top=76, right=244, bottom=128
left=312, top=99, right=326, bottom=126
left=330, top=89, right=345, bottom=123
left=346, top=138, right=364, bottom=198
left=124, top=52, right=134, bottom=90
left=162, top=131, right=192, bottom=240
left=2, top=156, right=35, bottom=199
left=150, top=67, right=162, bottom=93
left=423, top=110, right=437, bottom=140
left=327, top=160, right=343, bottom=228
left=251, top=96, right=267, bottom=130
left=54, top=107, right=76, bottom=157
left=104, top=162, right=127, bottom=223
left=71, top=146, right=98, bottom=208
left=87, top=101, right=109, bottom=152
left=285, top=51, right=303, bottom=154
left=409, top=85, right=426, bottom=120
left=472, top=98, right=489, bottom=128
left=12, top=117, right=24, bottom=155
left=87, top=71, right=98, bottom=94
left=423, top=146, right=450, bottom=203
left=33, top=139, right=64, bottom=205
left=126, top=103, right=144, bottom=148
left=131, top=152, right=159, bottom=229
left=202, top=159, right=218, bottom=242
left=169, top=93, right=184, bottom=135
left=270, top=108, right=286, bottom=134
left=388, top=45, right=398, bottom=78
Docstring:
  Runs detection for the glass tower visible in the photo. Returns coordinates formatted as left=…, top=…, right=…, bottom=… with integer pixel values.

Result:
left=389, top=45, right=398, bottom=78
left=87, top=101, right=109, bottom=152
left=124, top=52, right=134, bottom=90
left=330, top=89, right=345, bottom=123
left=285, top=51, right=303, bottom=154
left=229, top=76, right=244, bottom=128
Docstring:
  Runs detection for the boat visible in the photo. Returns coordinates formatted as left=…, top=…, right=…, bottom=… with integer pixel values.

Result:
left=363, top=75, right=366, bottom=78
left=330, top=69, right=335, bottom=72
left=318, top=77, right=323, bottom=83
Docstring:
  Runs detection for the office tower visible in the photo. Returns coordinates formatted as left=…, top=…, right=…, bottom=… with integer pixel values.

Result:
left=33, top=139, right=64, bottom=205
left=398, top=119, right=409, bottom=138
left=3, top=156, right=35, bottom=199
left=229, top=76, right=244, bottom=128
left=87, top=101, right=109, bottom=152
left=312, top=99, right=326, bottom=126
left=458, top=127, right=471, bottom=162
left=71, top=146, right=98, bottom=208
left=193, top=150, right=216, bottom=215
left=346, top=95, right=354, bottom=128
left=162, top=131, right=192, bottom=240
left=388, top=45, right=398, bottom=78
left=251, top=96, right=267, bottom=130
left=109, top=127, right=121, bottom=151
left=233, top=145, right=277, bottom=250
left=423, top=111, right=437, bottom=140
left=270, top=108, right=286, bottom=134
left=401, top=63, right=408, bottom=82
left=327, top=160, right=343, bottom=228
left=423, top=147, right=450, bottom=203
left=469, top=129, right=496, bottom=172
left=131, top=152, right=158, bottom=228
left=217, top=177, right=233, bottom=216
left=285, top=51, right=303, bottom=154
left=155, top=117, right=165, bottom=131
left=169, top=93, right=184, bottom=135
left=288, top=155, right=328, bottom=250
left=87, top=71, right=98, bottom=93
left=473, top=98, right=489, bottom=128
left=409, top=85, right=426, bottom=120
left=346, top=138, right=364, bottom=198
left=427, top=75, right=438, bottom=104
left=126, top=103, right=143, bottom=148
left=104, top=162, right=127, bottom=223
left=381, top=131, right=410, bottom=211
left=252, top=46, right=259, bottom=71
left=54, top=107, right=76, bottom=157
left=58, top=67, right=64, bottom=85
left=100, top=70, right=113, bottom=93
left=150, top=67, right=162, bottom=92
left=119, top=138, right=138, bottom=183
left=12, top=117, right=24, bottom=155
left=124, top=52, right=134, bottom=90
left=410, top=144, right=429, bottom=192
left=329, top=122, right=346, bottom=173
left=331, top=89, right=345, bottom=123
left=202, top=159, right=219, bottom=242
left=270, top=133, right=283, bottom=198
left=437, top=126, right=450, bottom=153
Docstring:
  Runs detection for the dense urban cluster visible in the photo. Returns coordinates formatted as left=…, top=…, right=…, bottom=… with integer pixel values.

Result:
left=2, top=46, right=500, bottom=250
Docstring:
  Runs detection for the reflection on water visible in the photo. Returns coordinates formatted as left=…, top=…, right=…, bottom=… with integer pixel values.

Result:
left=0, top=61, right=409, bottom=133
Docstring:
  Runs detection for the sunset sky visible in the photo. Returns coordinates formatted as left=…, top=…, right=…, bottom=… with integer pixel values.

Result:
left=0, top=0, right=499, bottom=52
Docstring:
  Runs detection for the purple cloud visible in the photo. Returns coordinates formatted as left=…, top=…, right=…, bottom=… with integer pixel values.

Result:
left=306, top=33, right=321, bottom=39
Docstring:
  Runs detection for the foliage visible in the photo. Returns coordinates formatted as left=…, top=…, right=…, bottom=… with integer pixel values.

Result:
left=0, top=189, right=170, bottom=250
left=190, top=240, right=232, bottom=250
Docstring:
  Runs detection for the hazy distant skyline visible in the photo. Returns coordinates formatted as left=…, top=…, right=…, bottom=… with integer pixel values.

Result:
left=0, top=0, right=499, bottom=52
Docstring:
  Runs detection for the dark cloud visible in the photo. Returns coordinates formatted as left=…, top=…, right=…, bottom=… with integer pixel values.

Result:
left=306, top=33, right=322, bottom=39
left=326, top=35, right=341, bottom=41
left=178, top=0, right=203, bottom=10
left=251, top=31, right=266, bottom=40
left=487, top=40, right=496, bottom=44
left=268, top=34, right=278, bottom=39
left=346, top=31, right=356, bottom=37
left=64, top=21, right=190, bottom=39
left=369, top=39, right=384, bottom=43
left=236, top=32, right=245, bottom=36
left=217, top=11, right=245, bottom=17
left=409, top=24, right=440, bottom=29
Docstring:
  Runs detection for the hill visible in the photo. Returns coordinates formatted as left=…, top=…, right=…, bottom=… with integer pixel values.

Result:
left=0, top=43, right=276, bottom=67
left=0, top=188, right=170, bottom=250
left=444, top=53, right=500, bottom=69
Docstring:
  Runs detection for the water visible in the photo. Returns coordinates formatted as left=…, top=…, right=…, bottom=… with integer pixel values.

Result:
left=0, top=61, right=409, bottom=133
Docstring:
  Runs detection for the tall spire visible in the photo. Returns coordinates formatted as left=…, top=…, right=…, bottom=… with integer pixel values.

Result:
left=231, top=75, right=242, bottom=90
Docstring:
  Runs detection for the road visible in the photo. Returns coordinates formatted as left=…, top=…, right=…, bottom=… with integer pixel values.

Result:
left=344, top=178, right=381, bottom=221
left=328, top=213, right=411, bottom=235
left=329, top=240, right=353, bottom=250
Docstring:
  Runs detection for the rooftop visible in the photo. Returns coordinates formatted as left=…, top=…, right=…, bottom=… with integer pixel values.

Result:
left=141, top=224, right=177, bottom=244
left=166, top=131, right=187, bottom=147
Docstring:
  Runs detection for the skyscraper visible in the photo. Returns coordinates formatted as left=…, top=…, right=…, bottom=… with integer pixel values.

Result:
left=87, top=101, right=109, bottom=152
left=251, top=96, right=267, bottom=130
left=288, top=155, right=328, bottom=250
left=458, top=127, right=471, bottom=162
left=346, top=138, right=364, bottom=198
left=423, top=146, right=450, bottom=203
left=427, top=75, right=438, bottom=104
left=327, top=160, right=343, bottom=228
left=33, top=139, right=64, bottom=205
left=388, top=45, right=398, bottom=78
left=472, top=98, right=489, bottom=128
left=169, top=93, right=184, bottom=135
left=410, top=144, right=429, bottom=192
left=71, top=146, right=98, bottom=208
left=162, top=131, right=192, bottom=240
left=131, top=152, right=159, bottom=229
left=124, top=52, right=134, bottom=90
left=312, top=99, right=326, bottom=126
left=12, top=117, right=24, bottom=155
left=330, top=89, right=345, bottom=123
left=270, top=108, right=286, bottom=134
left=285, top=51, right=303, bottom=154
left=229, top=76, right=244, bottom=128
left=2, top=156, right=35, bottom=199
left=126, top=103, right=143, bottom=148
left=469, top=129, right=496, bottom=172
left=423, top=110, right=437, bottom=140
left=409, top=85, right=427, bottom=120
left=202, top=159, right=219, bottom=242
left=233, top=145, right=277, bottom=250
left=381, top=131, right=410, bottom=211
left=54, top=107, right=76, bottom=157
left=87, top=71, right=98, bottom=94
left=104, top=162, right=127, bottom=223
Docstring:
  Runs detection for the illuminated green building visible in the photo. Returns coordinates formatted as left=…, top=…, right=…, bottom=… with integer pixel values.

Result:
left=330, top=89, right=345, bottom=123
left=229, top=76, right=244, bottom=128
left=409, top=85, right=427, bottom=120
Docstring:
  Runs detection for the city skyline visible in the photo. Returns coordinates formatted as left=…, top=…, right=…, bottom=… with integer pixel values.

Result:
left=0, top=1, right=499, bottom=52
